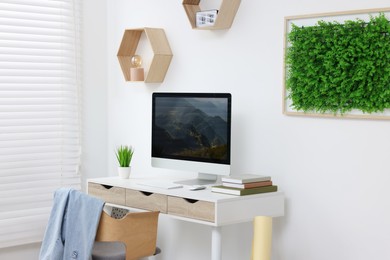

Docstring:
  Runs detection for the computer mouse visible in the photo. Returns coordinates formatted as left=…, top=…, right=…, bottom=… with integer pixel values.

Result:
left=188, top=185, right=206, bottom=191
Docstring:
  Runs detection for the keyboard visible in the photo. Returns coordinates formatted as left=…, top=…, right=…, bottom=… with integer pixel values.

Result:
left=136, top=180, right=183, bottom=190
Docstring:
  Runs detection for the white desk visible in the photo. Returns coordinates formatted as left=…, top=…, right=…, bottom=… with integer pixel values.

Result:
left=88, top=177, right=284, bottom=260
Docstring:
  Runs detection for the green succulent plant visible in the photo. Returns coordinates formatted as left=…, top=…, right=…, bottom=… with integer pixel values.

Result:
left=115, top=145, right=134, bottom=167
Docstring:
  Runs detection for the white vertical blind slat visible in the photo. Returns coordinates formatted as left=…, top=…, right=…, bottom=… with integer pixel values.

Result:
left=0, top=0, right=81, bottom=248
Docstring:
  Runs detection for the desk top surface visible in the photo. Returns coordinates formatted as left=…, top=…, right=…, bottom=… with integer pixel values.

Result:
left=88, top=176, right=284, bottom=203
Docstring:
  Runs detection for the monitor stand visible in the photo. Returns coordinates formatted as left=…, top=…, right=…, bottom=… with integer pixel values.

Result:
left=174, top=173, right=218, bottom=186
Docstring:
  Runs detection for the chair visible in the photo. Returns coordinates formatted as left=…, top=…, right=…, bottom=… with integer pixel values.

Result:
left=92, top=210, right=160, bottom=260
left=251, top=216, right=272, bottom=260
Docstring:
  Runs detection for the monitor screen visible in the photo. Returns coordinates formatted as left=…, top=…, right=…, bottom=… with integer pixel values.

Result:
left=151, top=92, right=231, bottom=185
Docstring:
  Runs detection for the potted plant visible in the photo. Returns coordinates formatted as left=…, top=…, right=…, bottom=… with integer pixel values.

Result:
left=115, top=145, right=134, bottom=179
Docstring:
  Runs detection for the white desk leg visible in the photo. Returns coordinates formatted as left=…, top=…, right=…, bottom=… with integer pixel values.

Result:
left=211, top=226, right=222, bottom=260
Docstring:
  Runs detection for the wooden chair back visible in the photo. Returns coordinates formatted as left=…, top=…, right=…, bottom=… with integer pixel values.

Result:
left=95, top=211, right=159, bottom=260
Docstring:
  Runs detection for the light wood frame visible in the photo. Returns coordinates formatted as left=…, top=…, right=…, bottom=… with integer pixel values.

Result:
left=117, top=28, right=173, bottom=83
left=283, top=8, right=390, bottom=120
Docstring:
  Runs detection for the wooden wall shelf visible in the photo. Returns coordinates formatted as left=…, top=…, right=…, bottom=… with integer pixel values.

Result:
left=182, top=0, right=241, bottom=30
left=117, top=28, right=173, bottom=83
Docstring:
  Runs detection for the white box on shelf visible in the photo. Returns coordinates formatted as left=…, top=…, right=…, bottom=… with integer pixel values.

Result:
left=196, top=9, right=218, bottom=28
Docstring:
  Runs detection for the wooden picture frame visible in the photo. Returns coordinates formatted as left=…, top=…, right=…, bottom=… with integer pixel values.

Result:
left=283, top=8, right=390, bottom=120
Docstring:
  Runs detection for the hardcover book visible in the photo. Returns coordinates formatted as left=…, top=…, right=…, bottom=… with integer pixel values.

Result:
left=211, top=185, right=278, bottom=196
left=223, top=180, right=273, bottom=189
left=221, top=174, right=271, bottom=184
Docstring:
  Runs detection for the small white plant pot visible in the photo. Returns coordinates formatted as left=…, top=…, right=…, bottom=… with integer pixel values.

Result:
left=118, top=166, right=131, bottom=179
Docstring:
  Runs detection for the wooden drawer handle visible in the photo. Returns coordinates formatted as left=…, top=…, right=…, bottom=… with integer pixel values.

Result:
left=184, top=198, right=199, bottom=204
left=102, top=184, right=114, bottom=190
left=140, top=191, right=153, bottom=196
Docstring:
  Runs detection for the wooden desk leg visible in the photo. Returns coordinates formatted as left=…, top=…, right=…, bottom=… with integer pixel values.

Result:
left=211, top=226, right=222, bottom=260
left=251, top=216, right=272, bottom=260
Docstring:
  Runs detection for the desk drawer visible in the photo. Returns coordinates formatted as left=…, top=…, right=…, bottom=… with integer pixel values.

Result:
left=88, top=183, right=126, bottom=205
left=125, top=189, right=167, bottom=213
left=168, top=196, right=215, bottom=222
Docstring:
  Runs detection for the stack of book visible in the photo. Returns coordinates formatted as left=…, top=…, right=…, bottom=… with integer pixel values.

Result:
left=211, top=174, right=277, bottom=196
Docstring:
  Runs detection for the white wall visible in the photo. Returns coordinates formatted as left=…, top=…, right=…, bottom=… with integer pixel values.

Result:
left=80, top=0, right=108, bottom=189
left=106, top=1, right=390, bottom=260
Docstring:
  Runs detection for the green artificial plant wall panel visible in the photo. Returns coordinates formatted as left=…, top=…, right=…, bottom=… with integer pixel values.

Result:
left=283, top=8, right=390, bottom=119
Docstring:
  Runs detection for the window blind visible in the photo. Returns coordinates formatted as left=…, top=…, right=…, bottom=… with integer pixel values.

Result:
left=0, top=0, right=82, bottom=248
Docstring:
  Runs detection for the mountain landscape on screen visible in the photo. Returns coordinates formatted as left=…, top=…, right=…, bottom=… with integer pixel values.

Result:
left=153, top=97, right=228, bottom=162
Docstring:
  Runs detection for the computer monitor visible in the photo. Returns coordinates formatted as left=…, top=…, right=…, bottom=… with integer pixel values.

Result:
left=151, top=92, right=231, bottom=185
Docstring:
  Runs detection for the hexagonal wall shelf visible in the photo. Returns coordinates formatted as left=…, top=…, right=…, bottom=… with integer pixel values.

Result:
left=117, top=28, right=173, bottom=83
left=182, top=0, right=241, bottom=30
